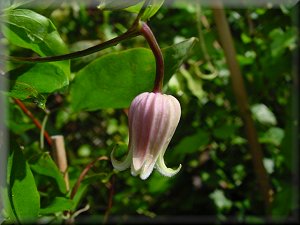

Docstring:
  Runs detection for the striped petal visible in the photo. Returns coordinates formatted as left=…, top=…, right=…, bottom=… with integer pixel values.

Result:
left=111, top=92, right=182, bottom=180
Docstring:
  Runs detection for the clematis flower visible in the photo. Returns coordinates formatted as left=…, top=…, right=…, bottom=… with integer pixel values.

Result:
left=111, top=92, right=182, bottom=180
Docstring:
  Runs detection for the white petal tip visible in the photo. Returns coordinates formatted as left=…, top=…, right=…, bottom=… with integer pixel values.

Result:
left=110, top=147, right=131, bottom=171
left=139, top=170, right=152, bottom=180
left=156, top=161, right=182, bottom=177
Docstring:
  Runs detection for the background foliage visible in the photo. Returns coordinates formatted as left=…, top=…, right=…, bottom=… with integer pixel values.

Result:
left=0, top=0, right=299, bottom=224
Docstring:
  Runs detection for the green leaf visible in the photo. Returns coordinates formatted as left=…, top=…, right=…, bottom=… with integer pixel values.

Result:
left=7, top=121, right=35, bottom=135
left=7, top=104, right=35, bottom=134
left=98, top=0, right=164, bottom=20
left=241, top=33, right=252, bottom=44
left=1, top=9, right=70, bottom=101
left=8, top=63, right=69, bottom=101
left=147, top=173, right=172, bottom=194
left=126, top=0, right=165, bottom=20
left=171, top=130, right=210, bottom=161
left=213, top=125, right=237, bottom=140
left=272, top=182, right=297, bottom=216
left=244, top=216, right=265, bottom=224
left=0, top=186, right=18, bottom=223
left=171, top=0, right=196, bottom=13
left=29, top=152, right=67, bottom=194
left=70, top=48, right=154, bottom=111
left=98, top=0, right=141, bottom=11
left=70, top=38, right=197, bottom=111
left=280, top=115, right=294, bottom=171
left=70, top=172, right=113, bottom=211
left=70, top=183, right=89, bottom=211
left=209, top=189, right=232, bottom=211
left=180, top=67, right=204, bottom=100
left=39, top=197, right=73, bottom=215
left=7, top=143, right=40, bottom=222
left=81, top=173, right=113, bottom=185
left=1, top=9, right=68, bottom=57
left=141, top=0, right=165, bottom=20
left=259, top=127, right=285, bottom=146
left=269, top=27, right=298, bottom=57
left=164, top=37, right=198, bottom=84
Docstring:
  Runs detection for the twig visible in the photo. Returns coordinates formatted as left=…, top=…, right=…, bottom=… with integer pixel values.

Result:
left=13, top=98, right=52, bottom=146
left=51, top=135, right=70, bottom=192
left=103, top=175, right=115, bottom=224
left=5, top=30, right=140, bottom=63
left=212, top=0, right=273, bottom=214
left=70, top=156, right=109, bottom=200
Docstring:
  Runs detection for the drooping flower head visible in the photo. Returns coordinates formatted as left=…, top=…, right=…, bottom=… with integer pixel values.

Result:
left=111, top=92, right=181, bottom=180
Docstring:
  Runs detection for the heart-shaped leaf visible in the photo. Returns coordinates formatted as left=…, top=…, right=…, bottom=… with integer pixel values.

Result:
left=70, top=38, right=197, bottom=111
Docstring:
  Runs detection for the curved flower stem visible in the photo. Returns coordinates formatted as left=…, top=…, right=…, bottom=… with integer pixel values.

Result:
left=140, top=22, right=164, bottom=93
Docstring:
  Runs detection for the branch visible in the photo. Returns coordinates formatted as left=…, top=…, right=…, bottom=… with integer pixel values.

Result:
left=103, top=175, right=115, bottom=224
left=212, top=0, right=273, bottom=214
left=14, top=98, right=52, bottom=146
left=70, top=156, right=109, bottom=200
left=5, top=30, right=140, bottom=63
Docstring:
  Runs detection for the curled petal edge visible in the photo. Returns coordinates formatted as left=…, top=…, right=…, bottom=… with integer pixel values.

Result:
left=131, top=156, right=156, bottom=180
left=111, top=146, right=132, bottom=171
left=156, top=153, right=182, bottom=177
left=139, top=157, right=157, bottom=180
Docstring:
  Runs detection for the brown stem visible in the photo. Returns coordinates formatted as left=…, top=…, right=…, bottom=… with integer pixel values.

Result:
left=70, top=156, right=109, bottom=200
left=5, top=30, right=140, bottom=63
left=212, top=0, right=273, bottom=214
left=14, top=98, right=52, bottom=146
left=103, top=175, right=115, bottom=224
left=140, top=22, right=164, bottom=93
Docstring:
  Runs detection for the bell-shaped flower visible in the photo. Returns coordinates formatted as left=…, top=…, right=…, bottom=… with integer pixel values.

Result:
left=111, top=92, right=182, bottom=180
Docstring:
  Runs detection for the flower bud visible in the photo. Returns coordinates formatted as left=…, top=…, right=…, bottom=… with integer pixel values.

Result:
left=111, top=92, right=182, bottom=180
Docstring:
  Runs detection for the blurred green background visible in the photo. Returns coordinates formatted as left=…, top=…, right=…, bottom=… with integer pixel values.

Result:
left=4, top=0, right=299, bottom=224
